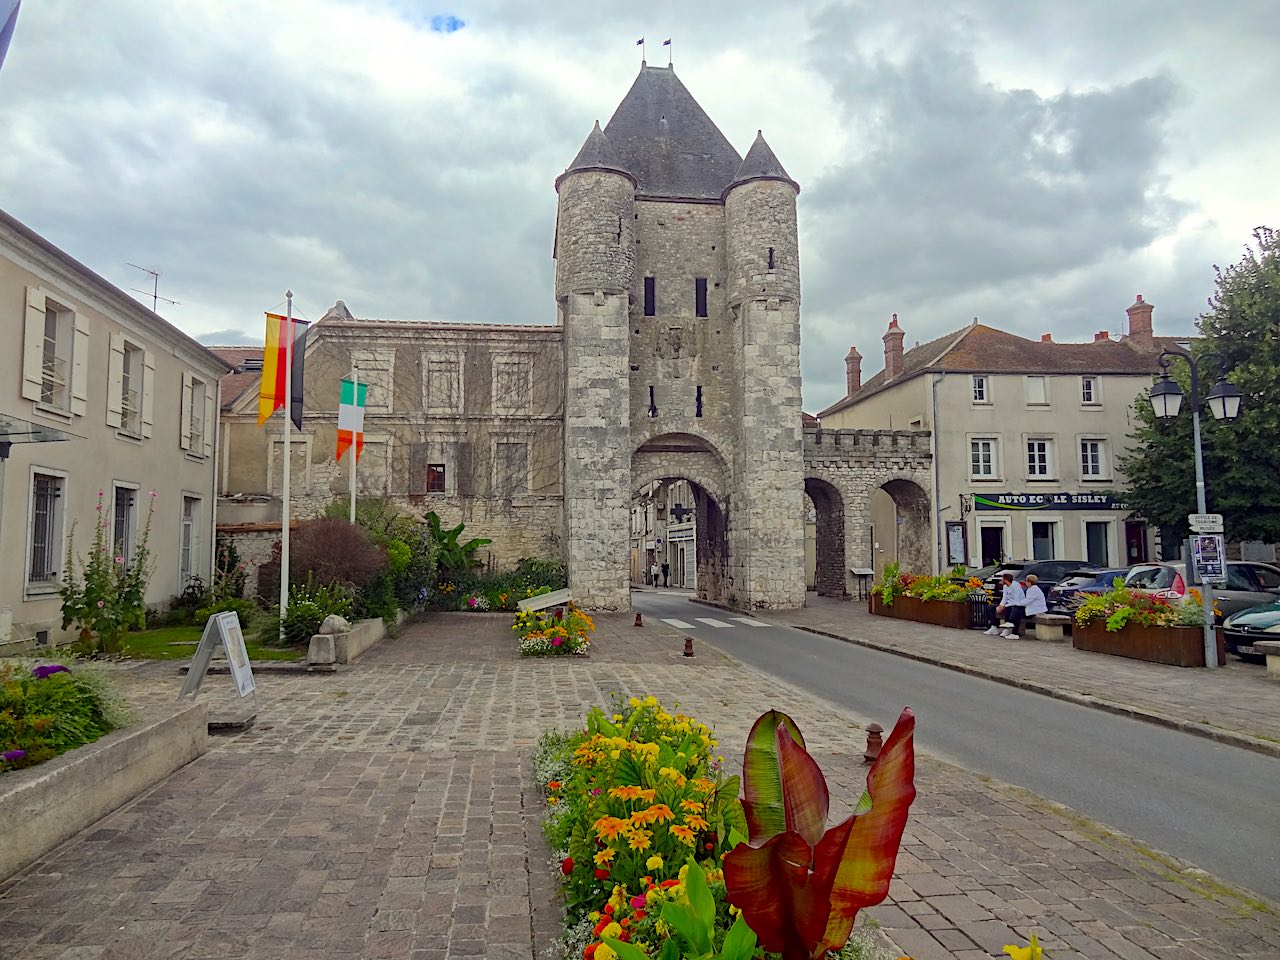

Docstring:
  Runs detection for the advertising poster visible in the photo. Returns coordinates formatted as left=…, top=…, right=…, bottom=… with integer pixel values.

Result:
left=1192, top=534, right=1226, bottom=585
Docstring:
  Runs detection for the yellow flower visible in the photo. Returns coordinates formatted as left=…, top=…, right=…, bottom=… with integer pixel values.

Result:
left=594, top=816, right=629, bottom=841
left=679, top=799, right=703, bottom=813
left=646, top=803, right=675, bottom=823
left=646, top=855, right=664, bottom=870
left=601, top=922, right=622, bottom=940
left=684, top=814, right=710, bottom=831
left=609, top=786, right=645, bottom=801
left=627, top=829, right=653, bottom=852
left=596, top=945, right=618, bottom=960
left=612, top=714, right=623, bottom=722
left=670, top=824, right=696, bottom=846
left=594, top=847, right=616, bottom=866
left=1003, top=934, right=1043, bottom=960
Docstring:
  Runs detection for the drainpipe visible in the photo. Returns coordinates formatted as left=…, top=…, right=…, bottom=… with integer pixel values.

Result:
left=931, top=373, right=943, bottom=573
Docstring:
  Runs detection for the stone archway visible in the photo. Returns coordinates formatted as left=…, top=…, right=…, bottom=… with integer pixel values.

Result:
left=879, top=477, right=931, bottom=573
left=804, top=477, right=845, bottom=597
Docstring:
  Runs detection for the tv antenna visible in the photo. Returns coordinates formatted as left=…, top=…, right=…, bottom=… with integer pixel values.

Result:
left=126, top=263, right=181, bottom=312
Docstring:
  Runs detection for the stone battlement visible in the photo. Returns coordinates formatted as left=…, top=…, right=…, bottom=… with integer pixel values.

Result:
left=804, top=428, right=931, bottom=457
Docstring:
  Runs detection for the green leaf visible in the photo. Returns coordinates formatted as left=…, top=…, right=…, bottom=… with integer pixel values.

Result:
left=601, top=937, right=650, bottom=960
left=727, top=826, right=749, bottom=850
left=663, top=903, right=712, bottom=955
left=657, top=939, right=680, bottom=960
left=852, top=788, right=873, bottom=816
left=684, top=857, right=715, bottom=930
left=740, top=710, right=828, bottom=846
left=717, top=914, right=758, bottom=960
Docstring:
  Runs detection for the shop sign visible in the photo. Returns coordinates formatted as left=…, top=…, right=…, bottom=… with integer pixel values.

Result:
left=974, top=492, right=1127, bottom=511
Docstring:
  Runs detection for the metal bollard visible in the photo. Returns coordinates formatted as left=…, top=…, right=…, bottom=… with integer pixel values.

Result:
left=863, top=723, right=883, bottom=764
left=635, top=612, right=643, bottom=627
left=683, top=636, right=695, bottom=658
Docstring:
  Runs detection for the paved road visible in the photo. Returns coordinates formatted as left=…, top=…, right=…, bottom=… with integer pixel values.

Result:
left=633, top=589, right=1280, bottom=897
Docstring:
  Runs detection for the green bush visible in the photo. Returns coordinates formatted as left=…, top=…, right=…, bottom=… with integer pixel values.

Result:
left=324, top=499, right=440, bottom=609
left=0, top=661, right=131, bottom=773
left=435, top=557, right=567, bottom=611
left=256, top=578, right=355, bottom=646
left=195, top=597, right=259, bottom=627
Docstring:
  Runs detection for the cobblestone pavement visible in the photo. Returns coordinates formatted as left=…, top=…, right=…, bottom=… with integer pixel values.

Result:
left=772, top=595, right=1280, bottom=752
left=1, top=612, right=1277, bottom=959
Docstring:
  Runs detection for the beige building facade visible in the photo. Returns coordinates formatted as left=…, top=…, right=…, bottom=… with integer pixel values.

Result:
left=1, top=209, right=229, bottom=650
left=818, top=299, right=1180, bottom=575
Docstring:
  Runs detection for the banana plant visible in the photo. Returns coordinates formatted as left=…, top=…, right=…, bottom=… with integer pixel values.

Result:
left=425, top=511, right=491, bottom=572
left=722, top=708, right=916, bottom=960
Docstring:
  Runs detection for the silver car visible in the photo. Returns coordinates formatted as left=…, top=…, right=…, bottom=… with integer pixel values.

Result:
left=1123, top=561, right=1280, bottom=618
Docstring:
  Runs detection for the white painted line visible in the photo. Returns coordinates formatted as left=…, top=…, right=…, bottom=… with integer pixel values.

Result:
left=732, top=617, right=769, bottom=627
left=695, top=618, right=733, bottom=628
left=661, top=618, right=695, bottom=629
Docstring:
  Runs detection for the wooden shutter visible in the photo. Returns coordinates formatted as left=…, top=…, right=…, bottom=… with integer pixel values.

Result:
left=69, top=310, right=89, bottom=416
left=179, top=372, right=193, bottom=450
left=202, top=383, right=216, bottom=459
left=140, top=350, right=156, bottom=438
left=106, top=333, right=125, bottom=428
left=21, top=286, right=45, bottom=401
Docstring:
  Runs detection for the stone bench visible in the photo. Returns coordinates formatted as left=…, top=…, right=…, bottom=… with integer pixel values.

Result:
left=1031, top=614, right=1071, bottom=642
left=1256, top=640, right=1280, bottom=679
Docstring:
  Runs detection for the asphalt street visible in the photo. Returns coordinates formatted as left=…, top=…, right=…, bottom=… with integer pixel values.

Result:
left=632, top=589, right=1280, bottom=898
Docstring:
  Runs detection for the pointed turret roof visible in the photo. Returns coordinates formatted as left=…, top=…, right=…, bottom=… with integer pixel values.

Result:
left=558, top=121, right=634, bottom=187
left=724, top=130, right=798, bottom=196
left=602, top=64, right=742, bottom=200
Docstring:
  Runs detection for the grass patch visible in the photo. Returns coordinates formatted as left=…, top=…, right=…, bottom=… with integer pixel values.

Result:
left=121, top=625, right=302, bottom=662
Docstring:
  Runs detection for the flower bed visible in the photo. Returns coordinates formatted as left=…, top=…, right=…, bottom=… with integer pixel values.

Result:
left=1072, top=583, right=1225, bottom=666
left=514, top=603, right=595, bottom=656
left=535, top=695, right=917, bottom=960
left=0, top=661, right=128, bottom=774
left=869, top=563, right=970, bottom=629
left=868, top=593, right=969, bottom=630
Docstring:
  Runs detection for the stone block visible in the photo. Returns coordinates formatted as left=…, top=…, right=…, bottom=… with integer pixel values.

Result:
left=307, top=634, right=337, bottom=665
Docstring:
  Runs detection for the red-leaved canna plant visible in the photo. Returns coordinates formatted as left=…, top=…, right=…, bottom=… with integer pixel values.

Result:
left=723, top=708, right=916, bottom=960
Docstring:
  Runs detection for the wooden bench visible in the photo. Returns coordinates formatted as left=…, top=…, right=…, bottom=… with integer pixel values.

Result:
left=1256, top=640, right=1280, bottom=679
left=1031, top=614, right=1071, bottom=642
left=517, top=588, right=573, bottom=613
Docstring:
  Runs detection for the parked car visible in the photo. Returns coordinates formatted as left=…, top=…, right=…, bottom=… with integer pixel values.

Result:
left=1222, top=599, right=1280, bottom=663
left=977, top=562, right=1026, bottom=592
left=987, top=559, right=1100, bottom=594
left=1123, top=561, right=1280, bottom=619
left=1046, top=568, right=1131, bottom=613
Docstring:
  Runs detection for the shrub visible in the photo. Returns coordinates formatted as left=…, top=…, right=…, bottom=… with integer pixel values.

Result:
left=1075, top=580, right=1221, bottom=632
left=513, top=603, right=594, bottom=656
left=195, top=597, right=259, bottom=627
left=323, top=499, right=441, bottom=609
left=257, top=578, right=355, bottom=646
left=213, top=536, right=247, bottom=600
left=290, top=518, right=388, bottom=590
left=0, top=661, right=130, bottom=773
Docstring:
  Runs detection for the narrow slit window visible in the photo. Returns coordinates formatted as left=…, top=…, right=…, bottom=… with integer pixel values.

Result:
left=643, top=277, right=655, bottom=317
left=695, top=278, right=708, bottom=317
left=648, top=385, right=658, bottom=417
left=767, top=247, right=775, bottom=270
left=696, top=385, right=703, bottom=418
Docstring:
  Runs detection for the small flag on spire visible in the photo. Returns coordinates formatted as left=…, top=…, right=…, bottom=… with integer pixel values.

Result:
left=336, top=378, right=367, bottom=463
left=635, top=37, right=644, bottom=45
left=662, top=38, right=671, bottom=45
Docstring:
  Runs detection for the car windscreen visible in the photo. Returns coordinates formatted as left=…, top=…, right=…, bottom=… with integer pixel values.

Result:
left=1126, top=566, right=1174, bottom=589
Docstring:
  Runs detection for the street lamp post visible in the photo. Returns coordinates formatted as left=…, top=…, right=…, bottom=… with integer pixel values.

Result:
left=1149, top=349, right=1243, bottom=669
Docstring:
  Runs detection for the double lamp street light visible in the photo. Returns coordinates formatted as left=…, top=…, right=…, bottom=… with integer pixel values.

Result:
left=1149, top=349, right=1244, bottom=669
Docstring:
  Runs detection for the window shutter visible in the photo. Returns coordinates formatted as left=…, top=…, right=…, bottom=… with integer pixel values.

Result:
left=69, top=311, right=90, bottom=416
left=202, top=385, right=216, bottom=459
left=408, top=443, right=429, bottom=495
left=106, top=333, right=125, bottom=428
left=140, top=350, right=156, bottom=438
left=22, top=287, right=45, bottom=402
left=180, top=372, right=193, bottom=450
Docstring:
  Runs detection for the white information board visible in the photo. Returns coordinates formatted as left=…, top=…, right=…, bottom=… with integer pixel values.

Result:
left=1192, top=534, right=1227, bottom=586
left=178, top=612, right=256, bottom=700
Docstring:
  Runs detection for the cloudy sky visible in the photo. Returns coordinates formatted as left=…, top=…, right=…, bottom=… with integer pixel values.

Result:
left=2, top=1, right=1276, bottom=412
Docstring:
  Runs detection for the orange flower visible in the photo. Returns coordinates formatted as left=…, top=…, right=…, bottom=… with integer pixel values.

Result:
left=547, top=781, right=562, bottom=791
left=594, top=847, right=616, bottom=866
left=691, top=778, right=715, bottom=793
left=627, top=829, right=653, bottom=852
left=646, top=803, right=675, bottom=823
left=678, top=799, right=703, bottom=813
left=594, top=816, right=629, bottom=841
left=684, top=814, right=710, bottom=831
left=670, top=824, right=696, bottom=846
left=609, top=786, right=645, bottom=801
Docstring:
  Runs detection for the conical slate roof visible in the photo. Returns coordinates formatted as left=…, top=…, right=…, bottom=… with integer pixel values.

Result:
left=602, top=64, right=742, bottom=200
left=562, top=120, right=632, bottom=180
left=726, top=130, right=798, bottom=194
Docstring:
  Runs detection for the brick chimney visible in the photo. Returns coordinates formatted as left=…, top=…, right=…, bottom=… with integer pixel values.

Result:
left=1126, top=294, right=1154, bottom=347
left=1040, top=333, right=1053, bottom=342
left=882, top=314, right=905, bottom=381
left=844, top=345, right=862, bottom=395
left=1094, top=330, right=1111, bottom=342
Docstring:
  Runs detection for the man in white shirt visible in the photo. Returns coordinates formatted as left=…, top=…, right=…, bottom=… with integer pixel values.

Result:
left=1022, top=575, right=1048, bottom=632
left=989, top=572, right=1026, bottom=638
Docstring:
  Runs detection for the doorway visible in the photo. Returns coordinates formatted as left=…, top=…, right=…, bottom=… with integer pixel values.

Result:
left=980, top=525, right=1006, bottom=566
left=1030, top=520, right=1059, bottom=560
left=1085, top=521, right=1111, bottom=566
left=1125, top=521, right=1149, bottom=564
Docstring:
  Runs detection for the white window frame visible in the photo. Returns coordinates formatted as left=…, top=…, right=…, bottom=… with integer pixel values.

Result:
left=1025, top=437, right=1056, bottom=480
left=111, top=482, right=140, bottom=568
left=180, top=372, right=215, bottom=459
left=352, top=435, right=391, bottom=497
left=22, top=287, right=89, bottom=420
left=25, top=467, right=69, bottom=596
left=1026, top=516, right=1063, bottom=561
left=1024, top=375, right=1049, bottom=406
left=1079, top=375, right=1101, bottom=407
left=413, top=431, right=462, bottom=496
left=107, top=334, right=155, bottom=439
left=969, top=436, right=1001, bottom=480
left=1080, top=517, right=1117, bottom=567
left=977, top=517, right=1014, bottom=565
left=1079, top=437, right=1110, bottom=481
left=179, top=494, right=201, bottom=588
left=971, top=375, right=990, bottom=405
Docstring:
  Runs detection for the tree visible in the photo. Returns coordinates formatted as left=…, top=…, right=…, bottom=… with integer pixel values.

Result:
left=1118, top=227, right=1280, bottom=545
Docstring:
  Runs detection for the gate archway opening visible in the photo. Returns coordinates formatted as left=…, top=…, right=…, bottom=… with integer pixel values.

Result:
left=870, top=477, right=932, bottom=575
left=804, top=477, right=846, bottom=598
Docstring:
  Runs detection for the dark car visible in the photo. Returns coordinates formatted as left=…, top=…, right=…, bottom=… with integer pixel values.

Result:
left=977, top=561, right=1026, bottom=592
left=1223, top=599, right=1280, bottom=662
left=1046, top=568, right=1130, bottom=613
left=985, top=559, right=1099, bottom=594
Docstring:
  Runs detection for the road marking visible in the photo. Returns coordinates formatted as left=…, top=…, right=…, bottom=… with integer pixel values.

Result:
left=732, top=617, right=769, bottom=627
left=695, top=618, right=733, bottom=628
left=661, top=618, right=694, bottom=629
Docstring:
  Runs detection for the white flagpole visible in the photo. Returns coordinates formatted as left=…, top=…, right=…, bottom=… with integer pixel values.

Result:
left=349, top=363, right=358, bottom=524
left=279, top=290, right=293, bottom=640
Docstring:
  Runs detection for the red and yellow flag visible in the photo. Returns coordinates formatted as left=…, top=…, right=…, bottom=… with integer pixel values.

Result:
left=257, top=313, right=307, bottom=427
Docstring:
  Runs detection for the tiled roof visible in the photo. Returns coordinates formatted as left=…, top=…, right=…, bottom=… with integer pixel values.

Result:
left=560, top=121, right=633, bottom=184
left=209, top=346, right=264, bottom=411
left=818, top=323, right=1190, bottom=418
left=602, top=65, right=742, bottom=201
left=725, top=130, right=797, bottom=195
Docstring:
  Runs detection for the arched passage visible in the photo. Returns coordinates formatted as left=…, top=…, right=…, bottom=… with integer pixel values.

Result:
left=804, top=477, right=846, bottom=597
left=878, top=477, right=931, bottom=573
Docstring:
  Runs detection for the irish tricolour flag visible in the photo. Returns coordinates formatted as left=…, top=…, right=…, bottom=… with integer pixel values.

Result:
left=337, top=378, right=367, bottom=462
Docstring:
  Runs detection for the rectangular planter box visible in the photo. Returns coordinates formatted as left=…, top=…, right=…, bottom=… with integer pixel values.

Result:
left=0, top=702, right=208, bottom=880
left=869, top=592, right=969, bottom=630
left=1072, top=619, right=1226, bottom=667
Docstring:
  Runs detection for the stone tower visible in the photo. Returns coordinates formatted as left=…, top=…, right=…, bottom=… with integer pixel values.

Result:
left=556, top=64, right=806, bottom=609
